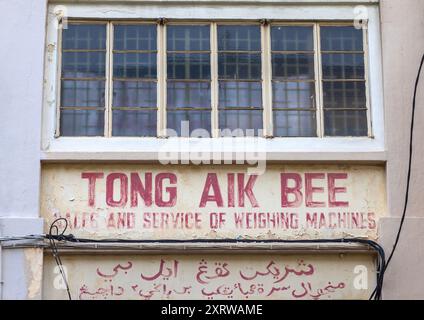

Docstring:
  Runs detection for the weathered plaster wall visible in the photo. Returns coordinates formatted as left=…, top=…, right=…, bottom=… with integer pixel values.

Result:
left=0, top=0, right=47, bottom=299
left=2, top=0, right=424, bottom=300
left=379, top=0, right=424, bottom=300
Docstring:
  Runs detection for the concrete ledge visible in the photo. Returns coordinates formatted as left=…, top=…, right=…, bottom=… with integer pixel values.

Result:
left=0, top=218, right=44, bottom=238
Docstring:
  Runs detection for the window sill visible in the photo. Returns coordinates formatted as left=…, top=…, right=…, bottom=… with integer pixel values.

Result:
left=41, top=136, right=386, bottom=163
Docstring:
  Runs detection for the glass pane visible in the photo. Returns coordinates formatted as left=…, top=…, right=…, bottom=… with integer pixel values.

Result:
left=274, top=110, right=317, bottom=137
left=61, top=80, right=105, bottom=107
left=323, top=81, right=366, bottom=109
left=272, top=53, right=314, bottom=80
left=167, top=53, right=210, bottom=80
left=62, top=52, right=106, bottom=78
left=114, top=53, right=157, bottom=78
left=114, top=25, right=157, bottom=51
left=218, top=25, right=261, bottom=51
left=322, top=53, right=364, bottom=80
left=273, top=82, right=315, bottom=109
left=218, top=53, right=261, bottom=80
left=167, top=110, right=211, bottom=137
left=271, top=26, right=313, bottom=51
left=60, top=109, right=104, bottom=136
left=321, top=26, right=363, bottom=52
left=219, top=81, right=262, bottom=108
left=219, top=110, right=263, bottom=135
left=63, top=24, right=106, bottom=50
left=113, top=81, right=157, bottom=108
left=167, top=25, right=210, bottom=51
left=112, top=110, right=157, bottom=137
left=324, top=110, right=368, bottom=136
left=167, top=82, right=211, bottom=109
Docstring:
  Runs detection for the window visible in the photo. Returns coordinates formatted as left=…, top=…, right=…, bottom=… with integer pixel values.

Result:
left=321, top=26, right=368, bottom=136
left=60, top=23, right=107, bottom=136
left=58, top=21, right=369, bottom=138
left=112, top=24, right=158, bottom=137
left=218, top=25, right=263, bottom=136
left=167, top=25, right=211, bottom=137
left=271, top=25, right=316, bottom=137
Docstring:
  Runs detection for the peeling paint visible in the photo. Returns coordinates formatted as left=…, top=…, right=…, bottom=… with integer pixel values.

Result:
left=25, top=249, right=43, bottom=300
left=41, top=164, right=387, bottom=241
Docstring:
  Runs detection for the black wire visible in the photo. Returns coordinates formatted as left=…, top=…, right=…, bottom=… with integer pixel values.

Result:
left=384, top=53, right=424, bottom=272
left=48, top=218, right=72, bottom=300
left=8, top=53, right=424, bottom=301
left=46, top=221, right=385, bottom=300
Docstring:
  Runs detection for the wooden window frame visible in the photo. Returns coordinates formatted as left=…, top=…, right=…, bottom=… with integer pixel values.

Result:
left=55, top=20, right=371, bottom=139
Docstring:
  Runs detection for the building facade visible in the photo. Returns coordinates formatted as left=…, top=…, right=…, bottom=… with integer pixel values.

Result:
left=0, top=0, right=423, bottom=300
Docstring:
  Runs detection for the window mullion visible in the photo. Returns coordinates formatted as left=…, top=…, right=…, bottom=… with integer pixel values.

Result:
left=261, top=21, right=272, bottom=137
left=105, top=22, right=114, bottom=138
left=157, top=21, right=167, bottom=137
left=314, top=23, right=324, bottom=138
left=210, top=22, right=219, bottom=138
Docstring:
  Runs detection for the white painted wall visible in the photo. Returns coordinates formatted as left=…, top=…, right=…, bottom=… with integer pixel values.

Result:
left=0, top=0, right=47, bottom=299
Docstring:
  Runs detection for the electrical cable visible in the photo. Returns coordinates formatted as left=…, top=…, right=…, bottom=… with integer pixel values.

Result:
left=383, top=53, right=424, bottom=273
left=2, top=53, right=422, bottom=304
left=48, top=218, right=72, bottom=300
left=46, top=218, right=386, bottom=301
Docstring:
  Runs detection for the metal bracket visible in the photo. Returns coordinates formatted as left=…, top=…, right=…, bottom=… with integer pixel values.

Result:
left=157, top=18, right=168, bottom=26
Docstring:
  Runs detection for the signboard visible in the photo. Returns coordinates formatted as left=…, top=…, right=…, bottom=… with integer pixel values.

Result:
left=43, top=253, right=375, bottom=300
left=41, top=164, right=386, bottom=240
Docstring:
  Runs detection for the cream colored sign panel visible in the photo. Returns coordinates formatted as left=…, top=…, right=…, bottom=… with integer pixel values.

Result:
left=43, top=254, right=375, bottom=300
left=41, top=164, right=386, bottom=240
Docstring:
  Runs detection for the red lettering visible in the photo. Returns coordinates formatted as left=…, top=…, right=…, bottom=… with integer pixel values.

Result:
left=130, top=173, right=153, bottom=207
left=281, top=173, right=303, bottom=208
left=328, top=173, right=349, bottom=207
left=227, top=173, right=235, bottom=208
left=155, top=173, right=177, bottom=207
left=81, top=172, right=104, bottom=207
left=238, top=174, right=259, bottom=207
left=305, top=173, right=325, bottom=208
left=106, top=173, right=128, bottom=208
left=199, top=173, right=224, bottom=207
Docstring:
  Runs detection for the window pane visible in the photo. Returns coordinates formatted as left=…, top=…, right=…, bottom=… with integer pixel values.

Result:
left=113, top=110, right=157, bottom=137
left=324, top=110, right=368, bottom=136
left=113, top=81, right=157, bottom=108
left=219, top=82, right=262, bottom=108
left=60, top=109, right=104, bottom=136
left=271, top=26, right=313, bottom=51
left=272, top=54, right=314, bottom=80
left=167, top=25, right=210, bottom=51
left=167, top=110, right=211, bottom=137
left=321, top=26, right=368, bottom=137
left=167, top=53, right=210, bottom=80
left=323, top=81, right=366, bottom=109
left=60, top=24, right=107, bottom=137
left=168, top=82, right=211, bottom=109
left=114, top=25, right=157, bottom=51
left=61, top=80, right=105, bottom=107
left=218, top=25, right=261, bottom=51
left=114, top=53, right=157, bottom=78
left=321, top=26, right=363, bottom=52
left=219, top=110, right=263, bottom=135
left=63, top=24, right=106, bottom=50
left=62, top=52, right=106, bottom=78
left=322, top=53, right=364, bottom=79
left=273, top=82, right=315, bottom=109
left=218, top=53, right=261, bottom=80
left=274, top=110, right=317, bottom=137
